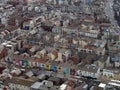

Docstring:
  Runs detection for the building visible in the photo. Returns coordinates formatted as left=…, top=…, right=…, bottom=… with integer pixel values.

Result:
left=77, top=64, right=101, bottom=79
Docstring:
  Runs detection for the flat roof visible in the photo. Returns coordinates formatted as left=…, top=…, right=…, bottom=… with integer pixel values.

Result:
left=31, top=82, right=42, bottom=89
left=99, top=83, right=106, bottom=88
left=108, top=82, right=120, bottom=87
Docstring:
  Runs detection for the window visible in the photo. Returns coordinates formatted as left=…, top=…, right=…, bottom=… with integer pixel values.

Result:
left=92, top=51, right=95, bottom=54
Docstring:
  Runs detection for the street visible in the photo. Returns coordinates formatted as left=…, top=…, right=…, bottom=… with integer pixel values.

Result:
left=105, top=0, right=120, bottom=35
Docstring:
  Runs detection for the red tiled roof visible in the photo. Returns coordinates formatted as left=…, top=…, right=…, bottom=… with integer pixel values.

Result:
left=52, top=50, right=58, bottom=56
left=84, top=45, right=95, bottom=50
left=34, top=56, right=48, bottom=63
left=5, top=25, right=18, bottom=32
left=24, top=44, right=33, bottom=49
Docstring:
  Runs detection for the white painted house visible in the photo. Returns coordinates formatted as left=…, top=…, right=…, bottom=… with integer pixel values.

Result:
left=77, top=64, right=101, bottom=79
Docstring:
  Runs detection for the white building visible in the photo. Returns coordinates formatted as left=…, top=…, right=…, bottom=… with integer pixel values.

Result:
left=77, top=64, right=101, bottom=79
left=102, top=69, right=115, bottom=78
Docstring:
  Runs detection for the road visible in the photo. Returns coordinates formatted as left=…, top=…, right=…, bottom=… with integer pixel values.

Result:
left=105, top=0, right=120, bottom=35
